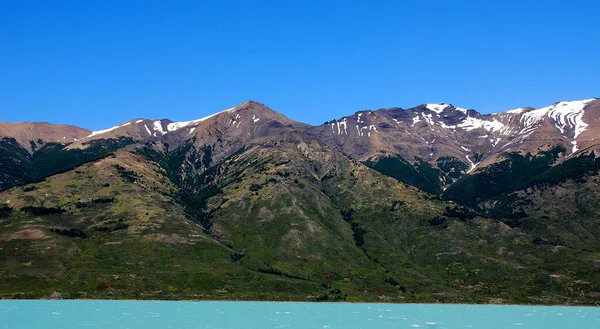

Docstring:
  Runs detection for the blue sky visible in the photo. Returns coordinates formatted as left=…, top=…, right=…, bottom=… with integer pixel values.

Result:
left=1, top=0, right=598, bottom=130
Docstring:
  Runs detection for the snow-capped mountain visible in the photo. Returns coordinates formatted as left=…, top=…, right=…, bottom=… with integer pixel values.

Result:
left=2, top=98, right=599, bottom=178
left=311, top=98, right=600, bottom=172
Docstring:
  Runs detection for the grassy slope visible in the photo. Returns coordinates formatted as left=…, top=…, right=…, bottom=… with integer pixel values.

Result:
left=0, top=141, right=599, bottom=304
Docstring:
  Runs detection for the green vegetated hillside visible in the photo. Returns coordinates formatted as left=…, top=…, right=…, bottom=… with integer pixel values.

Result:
left=1, top=136, right=600, bottom=305
left=0, top=137, right=135, bottom=191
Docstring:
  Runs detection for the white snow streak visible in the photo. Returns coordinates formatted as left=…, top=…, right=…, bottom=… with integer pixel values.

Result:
left=87, top=125, right=120, bottom=137
left=425, top=104, right=449, bottom=114
left=412, top=115, right=421, bottom=126
left=153, top=121, right=166, bottom=135
left=456, top=116, right=505, bottom=132
left=167, top=107, right=236, bottom=132
left=520, top=99, right=594, bottom=153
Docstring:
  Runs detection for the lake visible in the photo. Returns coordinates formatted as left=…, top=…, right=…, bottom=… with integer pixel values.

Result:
left=1, top=300, right=598, bottom=328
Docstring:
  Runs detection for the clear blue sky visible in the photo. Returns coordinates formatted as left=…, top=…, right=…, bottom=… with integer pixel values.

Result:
left=1, top=0, right=599, bottom=130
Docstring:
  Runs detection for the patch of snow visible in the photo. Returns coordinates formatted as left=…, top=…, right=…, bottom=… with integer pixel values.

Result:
left=167, top=107, right=237, bottom=132
left=252, top=114, right=260, bottom=123
left=465, top=155, right=479, bottom=173
left=87, top=124, right=121, bottom=137
left=457, top=115, right=505, bottom=133
left=336, top=118, right=347, bottom=135
left=438, top=121, right=456, bottom=129
left=121, top=122, right=131, bottom=127
left=135, top=119, right=144, bottom=123
left=412, top=115, right=421, bottom=126
left=520, top=99, right=594, bottom=153
left=454, top=106, right=469, bottom=114
left=461, top=146, right=471, bottom=152
left=144, top=125, right=151, bottom=136
left=331, top=122, right=335, bottom=134
left=425, top=104, right=449, bottom=114
left=422, top=113, right=435, bottom=126
left=153, top=121, right=166, bottom=135
left=506, top=107, right=526, bottom=114
left=187, top=127, right=196, bottom=136
left=357, top=113, right=364, bottom=123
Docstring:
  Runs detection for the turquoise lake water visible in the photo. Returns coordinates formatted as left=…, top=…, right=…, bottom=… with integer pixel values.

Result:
left=1, top=300, right=598, bottom=329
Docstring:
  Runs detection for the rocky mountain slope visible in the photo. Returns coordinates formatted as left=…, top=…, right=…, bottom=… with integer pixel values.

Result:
left=1, top=99, right=599, bottom=304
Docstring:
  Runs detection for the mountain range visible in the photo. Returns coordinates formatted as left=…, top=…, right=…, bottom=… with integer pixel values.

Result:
left=1, top=98, right=600, bottom=304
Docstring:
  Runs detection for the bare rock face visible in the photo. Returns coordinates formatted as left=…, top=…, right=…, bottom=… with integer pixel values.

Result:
left=311, top=98, right=600, bottom=173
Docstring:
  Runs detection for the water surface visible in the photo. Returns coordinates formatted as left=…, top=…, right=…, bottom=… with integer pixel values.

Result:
left=1, top=300, right=598, bottom=329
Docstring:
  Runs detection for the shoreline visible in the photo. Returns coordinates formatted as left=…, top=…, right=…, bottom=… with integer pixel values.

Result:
left=1, top=299, right=599, bottom=308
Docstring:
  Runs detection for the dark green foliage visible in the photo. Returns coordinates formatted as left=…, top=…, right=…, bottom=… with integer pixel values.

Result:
left=75, top=202, right=90, bottom=209
left=391, top=200, right=405, bottom=210
left=340, top=209, right=366, bottom=247
left=340, top=209, right=355, bottom=222
left=21, top=206, right=65, bottom=216
left=428, top=216, right=446, bottom=226
left=0, top=137, right=135, bottom=191
left=201, top=145, right=213, bottom=168
left=527, top=152, right=600, bottom=187
left=0, top=205, right=12, bottom=218
left=230, top=250, right=245, bottom=262
left=113, top=165, right=138, bottom=183
left=95, top=221, right=129, bottom=233
left=51, top=228, right=87, bottom=238
left=76, top=197, right=115, bottom=209
left=384, top=277, right=400, bottom=286
left=92, top=197, right=115, bottom=204
left=257, top=264, right=308, bottom=281
left=249, top=183, right=262, bottom=192
left=532, top=237, right=559, bottom=246
left=316, top=287, right=347, bottom=301
left=30, top=137, right=135, bottom=184
left=415, top=158, right=443, bottom=187
left=365, top=155, right=442, bottom=194
left=139, top=142, right=244, bottom=234
left=0, top=138, right=32, bottom=191
left=487, top=193, right=529, bottom=226
left=443, top=146, right=566, bottom=205
left=22, top=186, right=38, bottom=192
left=443, top=205, right=479, bottom=220
left=350, top=222, right=366, bottom=247
left=436, top=156, right=468, bottom=179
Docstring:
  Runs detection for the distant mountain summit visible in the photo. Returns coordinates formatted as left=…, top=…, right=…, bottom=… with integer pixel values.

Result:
left=0, top=121, right=90, bottom=151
